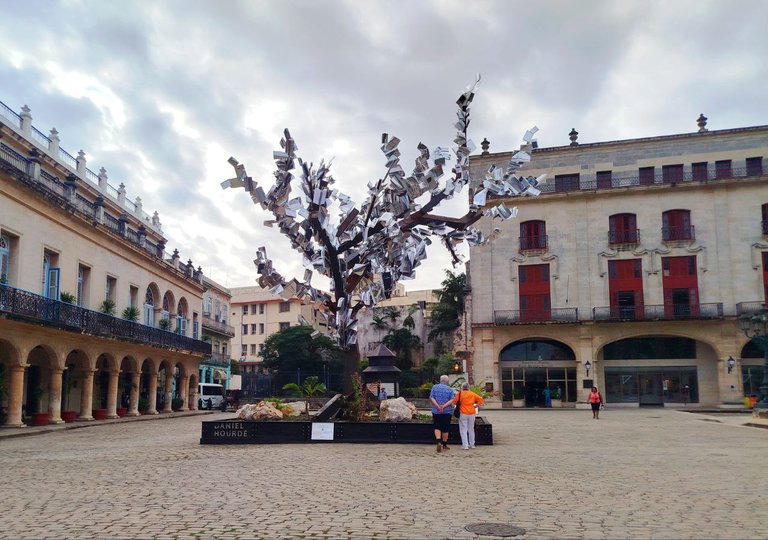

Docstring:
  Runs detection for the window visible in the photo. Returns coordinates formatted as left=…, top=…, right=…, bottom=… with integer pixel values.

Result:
left=105, top=275, right=116, bottom=303
left=715, top=160, right=732, bottom=179
left=259, top=323, right=265, bottom=334
left=596, top=171, right=612, bottom=189
left=747, top=157, right=764, bottom=177
left=279, top=302, right=291, bottom=313
left=662, top=164, right=683, bottom=184
left=76, top=264, right=91, bottom=307
left=554, top=173, right=580, bottom=193
left=203, top=297, right=213, bottom=316
left=250, top=344, right=257, bottom=355
left=662, top=210, right=693, bottom=241
left=251, top=304, right=259, bottom=314
left=176, top=300, right=187, bottom=335
left=279, top=321, right=290, bottom=331
left=144, top=287, right=155, bottom=326
left=259, top=304, right=265, bottom=314
left=129, top=285, right=138, bottom=308
left=241, top=344, right=247, bottom=356
left=250, top=324, right=258, bottom=333
left=0, top=234, right=12, bottom=284
left=242, top=324, right=248, bottom=335
left=519, top=220, right=547, bottom=251
left=692, top=162, right=708, bottom=181
left=639, top=166, right=655, bottom=186
left=762, top=204, right=768, bottom=235
left=43, top=250, right=60, bottom=299
left=222, top=343, right=227, bottom=355
left=608, top=214, right=638, bottom=244
left=242, top=305, right=248, bottom=315
left=193, top=315, right=199, bottom=339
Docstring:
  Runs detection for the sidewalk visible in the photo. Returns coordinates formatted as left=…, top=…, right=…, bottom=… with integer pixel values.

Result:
left=0, top=409, right=216, bottom=440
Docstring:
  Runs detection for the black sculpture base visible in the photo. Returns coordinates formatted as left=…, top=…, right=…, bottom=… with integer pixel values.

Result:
left=200, top=417, right=493, bottom=445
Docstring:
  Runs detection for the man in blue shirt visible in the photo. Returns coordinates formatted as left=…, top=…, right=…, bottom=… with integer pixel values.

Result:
left=429, top=375, right=456, bottom=453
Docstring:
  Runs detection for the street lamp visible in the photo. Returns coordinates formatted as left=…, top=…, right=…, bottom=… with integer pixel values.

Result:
left=584, top=360, right=592, bottom=378
left=453, top=360, right=462, bottom=374
left=726, top=356, right=735, bottom=374
left=739, top=311, right=768, bottom=409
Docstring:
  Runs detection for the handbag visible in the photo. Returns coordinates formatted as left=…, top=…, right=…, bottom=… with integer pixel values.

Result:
left=453, top=391, right=461, bottom=418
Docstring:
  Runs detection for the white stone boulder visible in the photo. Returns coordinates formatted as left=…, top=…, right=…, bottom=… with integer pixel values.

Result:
left=379, top=397, right=418, bottom=422
left=236, top=401, right=283, bottom=420
left=282, top=401, right=307, bottom=417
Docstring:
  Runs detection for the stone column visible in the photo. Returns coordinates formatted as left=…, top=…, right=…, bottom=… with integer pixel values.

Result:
left=147, top=372, right=158, bottom=415
left=78, top=370, right=95, bottom=421
left=162, top=375, right=173, bottom=413
left=106, top=369, right=119, bottom=419
left=48, top=368, right=64, bottom=424
left=191, top=382, right=199, bottom=411
left=127, top=372, right=140, bottom=417
left=179, top=375, right=189, bottom=411
left=5, top=366, right=27, bottom=427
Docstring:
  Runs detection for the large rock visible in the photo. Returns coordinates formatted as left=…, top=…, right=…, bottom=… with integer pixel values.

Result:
left=282, top=401, right=307, bottom=417
left=236, top=401, right=283, bottom=420
left=380, top=397, right=418, bottom=422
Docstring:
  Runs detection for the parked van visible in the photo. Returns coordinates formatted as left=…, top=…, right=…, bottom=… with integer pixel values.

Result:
left=198, top=383, right=225, bottom=410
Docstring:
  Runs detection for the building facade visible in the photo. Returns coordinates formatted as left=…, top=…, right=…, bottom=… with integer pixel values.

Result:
left=200, top=276, right=234, bottom=389
left=468, top=119, right=767, bottom=408
left=0, top=101, right=210, bottom=427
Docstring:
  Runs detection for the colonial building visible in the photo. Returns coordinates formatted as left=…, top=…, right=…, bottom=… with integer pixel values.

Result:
left=200, top=276, right=234, bottom=388
left=468, top=118, right=767, bottom=408
left=0, top=101, right=210, bottom=427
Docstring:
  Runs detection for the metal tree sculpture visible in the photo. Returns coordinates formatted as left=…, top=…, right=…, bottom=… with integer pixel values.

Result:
left=222, top=77, right=544, bottom=356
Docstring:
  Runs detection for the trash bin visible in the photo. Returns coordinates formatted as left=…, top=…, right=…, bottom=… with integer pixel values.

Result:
left=748, top=395, right=758, bottom=408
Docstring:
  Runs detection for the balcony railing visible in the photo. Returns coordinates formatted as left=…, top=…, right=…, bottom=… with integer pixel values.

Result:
left=494, top=308, right=579, bottom=325
left=661, top=225, right=695, bottom=242
left=735, top=301, right=766, bottom=316
left=202, top=314, right=235, bottom=336
left=204, top=351, right=232, bottom=366
left=0, top=283, right=211, bottom=354
left=592, top=303, right=723, bottom=321
left=519, top=235, right=548, bottom=252
left=608, top=228, right=640, bottom=245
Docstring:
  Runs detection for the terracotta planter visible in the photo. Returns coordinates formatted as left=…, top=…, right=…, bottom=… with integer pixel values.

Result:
left=116, top=408, right=128, bottom=418
left=92, top=409, right=109, bottom=420
left=61, top=411, right=78, bottom=423
left=31, top=412, right=50, bottom=426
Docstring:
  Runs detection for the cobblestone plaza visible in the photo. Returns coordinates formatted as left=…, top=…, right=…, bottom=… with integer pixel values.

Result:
left=1, top=409, right=766, bottom=539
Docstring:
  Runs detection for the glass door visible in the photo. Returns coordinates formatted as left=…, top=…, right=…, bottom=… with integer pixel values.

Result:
left=639, top=372, right=664, bottom=405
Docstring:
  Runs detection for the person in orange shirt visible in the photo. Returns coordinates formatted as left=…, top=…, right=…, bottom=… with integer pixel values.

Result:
left=453, top=382, right=485, bottom=449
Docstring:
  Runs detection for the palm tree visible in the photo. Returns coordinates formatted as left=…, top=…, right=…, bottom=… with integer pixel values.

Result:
left=282, top=376, right=327, bottom=415
left=402, top=305, right=418, bottom=330
left=383, top=306, right=401, bottom=327
left=383, top=328, right=421, bottom=371
left=370, top=314, right=389, bottom=338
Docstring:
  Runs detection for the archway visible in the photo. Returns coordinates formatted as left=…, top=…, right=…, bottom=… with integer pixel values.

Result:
left=0, top=338, right=22, bottom=425
left=740, top=341, right=765, bottom=398
left=24, top=345, right=58, bottom=423
left=118, top=356, right=138, bottom=416
left=61, top=350, right=89, bottom=422
left=499, top=339, right=576, bottom=407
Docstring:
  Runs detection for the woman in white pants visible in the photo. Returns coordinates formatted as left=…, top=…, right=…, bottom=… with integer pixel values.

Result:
left=453, top=382, right=485, bottom=449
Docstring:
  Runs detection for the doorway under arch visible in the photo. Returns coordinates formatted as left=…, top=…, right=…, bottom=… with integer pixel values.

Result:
left=499, top=339, right=577, bottom=406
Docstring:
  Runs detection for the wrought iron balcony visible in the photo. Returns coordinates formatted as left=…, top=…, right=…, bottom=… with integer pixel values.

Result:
left=519, top=235, right=548, bottom=252
left=593, top=303, right=723, bottom=321
left=661, top=225, right=695, bottom=242
left=201, top=314, right=235, bottom=337
left=608, top=228, right=640, bottom=245
left=735, top=301, right=765, bottom=316
left=0, top=283, right=211, bottom=354
left=494, top=308, right=579, bottom=325
left=204, top=351, right=232, bottom=366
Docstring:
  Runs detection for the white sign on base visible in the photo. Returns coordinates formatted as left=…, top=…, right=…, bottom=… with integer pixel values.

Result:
left=311, top=422, right=335, bottom=441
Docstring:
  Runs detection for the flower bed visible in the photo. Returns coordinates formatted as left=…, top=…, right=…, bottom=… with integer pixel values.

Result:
left=199, top=416, right=493, bottom=445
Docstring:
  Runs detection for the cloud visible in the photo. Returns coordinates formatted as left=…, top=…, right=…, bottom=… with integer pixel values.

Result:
left=1, top=0, right=765, bottom=294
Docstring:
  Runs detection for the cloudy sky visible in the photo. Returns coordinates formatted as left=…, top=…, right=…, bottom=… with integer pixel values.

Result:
left=1, top=0, right=766, bottom=291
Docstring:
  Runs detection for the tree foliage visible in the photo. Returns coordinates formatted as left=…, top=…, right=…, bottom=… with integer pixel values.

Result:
left=382, top=327, right=421, bottom=371
left=428, top=270, right=466, bottom=342
left=260, top=325, right=342, bottom=372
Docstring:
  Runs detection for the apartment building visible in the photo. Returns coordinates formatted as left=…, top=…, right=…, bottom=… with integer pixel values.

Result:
left=468, top=118, right=767, bottom=408
left=0, top=100, right=210, bottom=427
left=200, top=276, right=234, bottom=388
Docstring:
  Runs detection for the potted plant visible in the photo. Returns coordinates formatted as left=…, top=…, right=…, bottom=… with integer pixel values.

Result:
left=550, top=387, right=563, bottom=408
left=122, top=306, right=139, bottom=322
left=171, top=396, right=184, bottom=411
left=138, top=397, right=149, bottom=414
left=282, top=376, right=327, bottom=415
left=99, top=298, right=116, bottom=316
left=59, top=291, right=76, bottom=304
left=159, top=318, right=171, bottom=331
left=30, top=385, right=49, bottom=426
left=60, top=369, right=77, bottom=422
left=513, top=387, right=525, bottom=408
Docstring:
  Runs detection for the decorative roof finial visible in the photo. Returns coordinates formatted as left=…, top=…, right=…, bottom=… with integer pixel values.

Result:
left=697, top=113, right=708, bottom=133
left=481, top=138, right=490, bottom=155
left=569, top=128, right=579, bottom=146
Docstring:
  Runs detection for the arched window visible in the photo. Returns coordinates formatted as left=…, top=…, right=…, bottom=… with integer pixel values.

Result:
left=662, top=209, right=693, bottom=241
left=143, top=287, right=155, bottom=326
left=519, top=220, right=547, bottom=251
left=608, top=213, right=638, bottom=244
left=500, top=339, right=576, bottom=362
left=0, top=234, right=10, bottom=283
